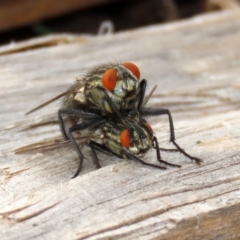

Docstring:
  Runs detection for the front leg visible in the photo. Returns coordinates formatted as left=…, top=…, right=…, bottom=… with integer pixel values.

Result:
left=152, top=136, right=181, bottom=168
left=58, top=108, right=100, bottom=140
left=68, top=116, right=107, bottom=178
left=142, top=108, right=203, bottom=164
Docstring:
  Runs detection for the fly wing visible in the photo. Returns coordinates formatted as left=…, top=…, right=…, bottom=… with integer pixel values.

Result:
left=142, top=85, right=157, bottom=107
left=25, top=79, right=85, bottom=115
left=14, top=137, right=71, bottom=153
left=25, top=90, right=72, bottom=115
left=14, top=134, right=94, bottom=154
left=14, top=125, right=103, bottom=154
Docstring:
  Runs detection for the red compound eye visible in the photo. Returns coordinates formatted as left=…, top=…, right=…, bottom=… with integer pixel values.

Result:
left=102, top=68, right=117, bottom=91
left=123, top=62, right=140, bottom=80
left=120, top=129, right=130, bottom=148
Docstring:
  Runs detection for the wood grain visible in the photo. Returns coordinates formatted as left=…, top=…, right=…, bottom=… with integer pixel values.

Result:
left=0, top=10, right=240, bottom=240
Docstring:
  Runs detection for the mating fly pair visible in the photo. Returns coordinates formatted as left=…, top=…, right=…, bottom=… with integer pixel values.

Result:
left=26, top=62, right=202, bottom=178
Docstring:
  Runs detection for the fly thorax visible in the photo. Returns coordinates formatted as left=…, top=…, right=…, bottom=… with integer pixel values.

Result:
left=73, top=87, right=87, bottom=104
left=101, top=123, right=123, bottom=156
left=102, top=123, right=121, bottom=142
left=92, top=129, right=104, bottom=145
left=88, top=87, right=113, bottom=113
left=105, top=90, right=122, bottom=108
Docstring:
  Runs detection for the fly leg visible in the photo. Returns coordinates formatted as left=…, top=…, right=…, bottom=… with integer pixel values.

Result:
left=158, top=148, right=180, bottom=152
left=153, top=136, right=181, bottom=168
left=58, top=108, right=101, bottom=140
left=126, top=79, right=147, bottom=119
left=136, top=80, right=147, bottom=123
left=137, top=79, right=147, bottom=115
left=122, top=150, right=167, bottom=170
left=68, top=117, right=106, bottom=178
left=90, top=141, right=167, bottom=170
left=87, top=141, right=103, bottom=169
left=86, top=141, right=118, bottom=169
left=141, top=108, right=203, bottom=164
left=86, top=141, right=114, bottom=157
left=58, top=109, right=68, bottom=140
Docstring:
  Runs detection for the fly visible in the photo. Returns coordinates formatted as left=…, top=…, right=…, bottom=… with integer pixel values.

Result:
left=71, top=117, right=182, bottom=178
left=24, top=62, right=203, bottom=177
left=16, top=117, right=181, bottom=178
left=26, top=62, right=145, bottom=139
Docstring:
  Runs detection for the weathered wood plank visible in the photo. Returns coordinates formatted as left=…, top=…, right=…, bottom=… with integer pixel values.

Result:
left=0, top=0, right=120, bottom=32
left=0, top=10, right=240, bottom=240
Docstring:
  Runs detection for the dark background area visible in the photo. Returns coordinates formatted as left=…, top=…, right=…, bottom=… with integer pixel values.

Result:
left=0, top=0, right=238, bottom=45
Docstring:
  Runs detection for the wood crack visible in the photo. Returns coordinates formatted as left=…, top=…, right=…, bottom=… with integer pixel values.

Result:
left=14, top=202, right=60, bottom=223
left=77, top=188, right=239, bottom=239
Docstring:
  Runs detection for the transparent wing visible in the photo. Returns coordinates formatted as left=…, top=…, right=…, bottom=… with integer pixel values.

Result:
left=25, top=90, right=72, bottom=115
left=14, top=134, right=96, bottom=154
left=142, top=85, right=157, bottom=107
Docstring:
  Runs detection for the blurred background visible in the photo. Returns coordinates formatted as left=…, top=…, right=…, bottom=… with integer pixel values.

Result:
left=0, top=0, right=240, bottom=45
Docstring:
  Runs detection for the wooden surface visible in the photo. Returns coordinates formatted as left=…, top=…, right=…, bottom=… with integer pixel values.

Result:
left=0, top=0, right=119, bottom=32
left=1, top=10, right=240, bottom=240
